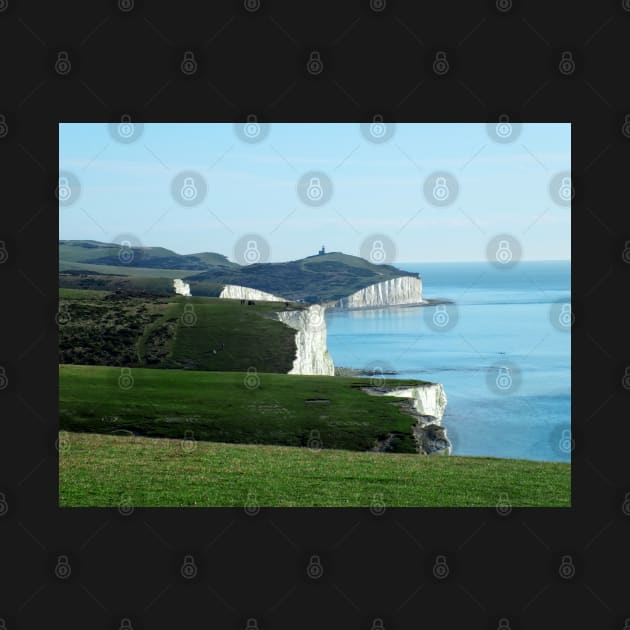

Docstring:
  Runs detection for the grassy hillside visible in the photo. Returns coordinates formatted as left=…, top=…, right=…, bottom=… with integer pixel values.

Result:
left=59, top=431, right=571, bottom=507
left=59, top=240, right=418, bottom=302
left=59, top=240, right=227, bottom=271
left=58, top=290, right=299, bottom=372
left=59, top=365, right=426, bottom=453
left=186, top=252, right=418, bottom=302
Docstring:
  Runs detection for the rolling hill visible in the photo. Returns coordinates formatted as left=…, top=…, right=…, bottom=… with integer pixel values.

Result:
left=59, top=240, right=418, bottom=302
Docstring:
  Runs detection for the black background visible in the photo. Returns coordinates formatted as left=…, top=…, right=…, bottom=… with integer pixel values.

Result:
left=0, top=0, right=628, bottom=628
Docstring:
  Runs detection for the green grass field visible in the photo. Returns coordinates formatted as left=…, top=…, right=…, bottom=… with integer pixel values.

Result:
left=58, top=291, right=300, bottom=373
left=59, top=431, right=571, bottom=507
left=59, top=365, right=424, bottom=452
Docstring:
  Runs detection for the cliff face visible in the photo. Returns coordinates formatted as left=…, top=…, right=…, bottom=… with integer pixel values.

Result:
left=332, top=276, right=424, bottom=309
left=219, top=284, right=288, bottom=302
left=363, top=383, right=451, bottom=455
left=173, top=279, right=191, bottom=296
left=274, top=305, right=335, bottom=376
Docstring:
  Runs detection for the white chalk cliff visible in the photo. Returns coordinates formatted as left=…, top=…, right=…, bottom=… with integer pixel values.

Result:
left=173, top=278, right=191, bottom=296
left=364, top=383, right=451, bottom=455
left=219, top=284, right=288, bottom=302
left=333, top=276, right=424, bottom=309
left=274, top=305, right=335, bottom=376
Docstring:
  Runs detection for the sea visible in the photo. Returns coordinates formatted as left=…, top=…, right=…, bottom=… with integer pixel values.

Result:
left=325, top=261, right=571, bottom=463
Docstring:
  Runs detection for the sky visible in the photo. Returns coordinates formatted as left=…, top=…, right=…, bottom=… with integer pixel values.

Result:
left=59, top=122, right=571, bottom=263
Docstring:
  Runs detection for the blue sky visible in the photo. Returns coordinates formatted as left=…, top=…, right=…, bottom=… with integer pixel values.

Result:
left=59, top=122, right=570, bottom=263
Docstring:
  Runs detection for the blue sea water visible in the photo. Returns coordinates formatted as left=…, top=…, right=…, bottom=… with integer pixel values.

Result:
left=325, top=261, right=571, bottom=462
